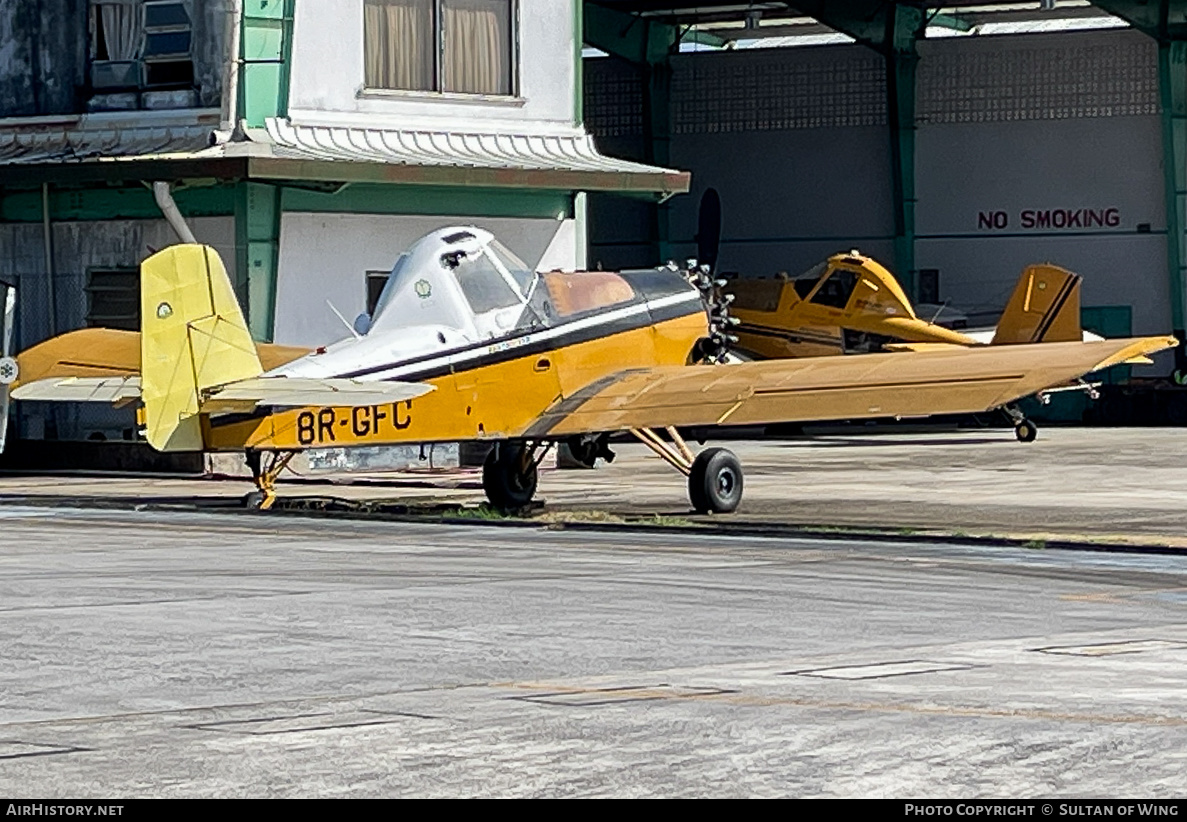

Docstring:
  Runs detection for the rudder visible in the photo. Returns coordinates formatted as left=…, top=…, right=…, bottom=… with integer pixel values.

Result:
left=991, top=264, right=1082, bottom=345
left=140, top=245, right=262, bottom=451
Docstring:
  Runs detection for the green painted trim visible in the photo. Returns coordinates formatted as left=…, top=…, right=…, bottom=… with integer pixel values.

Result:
left=583, top=2, right=677, bottom=66
left=1093, top=1, right=1187, bottom=40
left=235, top=181, right=282, bottom=342
left=681, top=30, right=727, bottom=49
left=927, top=13, right=974, bottom=33
left=1159, top=41, right=1187, bottom=344
left=241, top=0, right=295, bottom=127
left=280, top=184, right=573, bottom=219
left=792, top=1, right=901, bottom=50
left=0, top=184, right=237, bottom=223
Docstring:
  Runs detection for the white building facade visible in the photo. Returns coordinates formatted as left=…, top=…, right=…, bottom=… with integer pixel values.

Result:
left=0, top=0, right=686, bottom=447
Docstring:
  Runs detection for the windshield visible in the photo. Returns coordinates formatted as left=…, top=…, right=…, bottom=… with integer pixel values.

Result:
left=810, top=267, right=859, bottom=309
left=487, top=239, right=535, bottom=294
left=793, top=262, right=828, bottom=299
left=454, top=250, right=522, bottom=314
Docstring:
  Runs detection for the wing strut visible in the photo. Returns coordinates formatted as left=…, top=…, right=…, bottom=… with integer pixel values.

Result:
left=631, top=427, right=694, bottom=477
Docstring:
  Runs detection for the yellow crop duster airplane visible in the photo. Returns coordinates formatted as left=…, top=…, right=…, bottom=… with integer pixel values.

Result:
left=725, top=252, right=1146, bottom=441
left=2, top=227, right=1175, bottom=513
left=730, top=252, right=1095, bottom=356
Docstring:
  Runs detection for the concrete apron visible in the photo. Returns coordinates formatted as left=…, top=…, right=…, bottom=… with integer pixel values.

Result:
left=2, top=427, right=1186, bottom=550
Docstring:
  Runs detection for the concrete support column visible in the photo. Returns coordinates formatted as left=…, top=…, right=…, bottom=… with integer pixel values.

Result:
left=583, top=3, right=678, bottom=263
left=643, top=55, right=673, bottom=262
left=1094, top=1, right=1187, bottom=367
left=886, top=8, right=923, bottom=300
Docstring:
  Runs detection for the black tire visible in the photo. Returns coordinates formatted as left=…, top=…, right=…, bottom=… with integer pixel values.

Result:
left=1015, top=419, right=1038, bottom=443
left=243, top=491, right=268, bottom=510
left=688, top=447, right=744, bottom=514
left=482, top=443, right=539, bottom=510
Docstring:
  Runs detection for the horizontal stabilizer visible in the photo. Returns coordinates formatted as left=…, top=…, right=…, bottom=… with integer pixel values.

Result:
left=204, top=377, right=435, bottom=410
left=14, top=376, right=141, bottom=403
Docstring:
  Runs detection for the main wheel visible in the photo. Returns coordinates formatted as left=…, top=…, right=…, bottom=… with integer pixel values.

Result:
left=688, top=447, right=744, bottom=514
left=1014, top=419, right=1038, bottom=443
left=482, top=443, right=539, bottom=510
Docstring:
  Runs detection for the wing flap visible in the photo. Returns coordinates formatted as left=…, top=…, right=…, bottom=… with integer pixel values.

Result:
left=203, top=377, right=435, bottom=411
left=528, top=336, right=1177, bottom=437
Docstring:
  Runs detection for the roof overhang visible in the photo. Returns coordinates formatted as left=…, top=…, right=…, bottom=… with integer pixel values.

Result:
left=0, top=116, right=690, bottom=200
left=245, top=156, right=687, bottom=198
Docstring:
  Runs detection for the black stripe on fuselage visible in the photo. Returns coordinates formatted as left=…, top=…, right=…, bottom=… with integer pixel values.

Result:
left=339, top=275, right=702, bottom=383
left=736, top=322, right=844, bottom=350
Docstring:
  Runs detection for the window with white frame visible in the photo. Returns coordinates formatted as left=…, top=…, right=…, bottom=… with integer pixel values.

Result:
left=363, top=0, right=515, bottom=96
left=89, top=0, right=194, bottom=91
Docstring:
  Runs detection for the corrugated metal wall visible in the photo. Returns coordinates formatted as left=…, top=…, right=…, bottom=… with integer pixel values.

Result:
left=0, top=217, right=235, bottom=441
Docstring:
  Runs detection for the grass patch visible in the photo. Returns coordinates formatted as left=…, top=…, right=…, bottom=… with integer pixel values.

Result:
left=1024, top=538, right=1048, bottom=550
left=449, top=503, right=515, bottom=520
left=640, top=514, right=693, bottom=528
left=536, top=510, right=627, bottom=525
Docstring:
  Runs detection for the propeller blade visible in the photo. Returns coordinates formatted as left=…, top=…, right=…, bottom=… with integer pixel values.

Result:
left=696, top=188, right=722, bottom=274
left=1, top=280, right=13, bottom=357
left=0, top=280, right=16, bottom=454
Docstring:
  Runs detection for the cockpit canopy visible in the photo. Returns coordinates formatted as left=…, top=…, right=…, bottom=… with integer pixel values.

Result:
left=366, top=226, right=639, bottom=341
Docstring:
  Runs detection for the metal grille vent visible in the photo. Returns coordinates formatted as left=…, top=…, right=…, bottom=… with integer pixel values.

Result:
left=917, top=33, right=1159, bottom=124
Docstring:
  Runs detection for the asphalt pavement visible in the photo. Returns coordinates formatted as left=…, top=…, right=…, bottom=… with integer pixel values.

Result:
left=0, top=506, right=1185, bottom=797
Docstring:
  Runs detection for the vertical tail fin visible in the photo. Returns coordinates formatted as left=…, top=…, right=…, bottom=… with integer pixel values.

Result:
left=991, top=264, right=1082, bottom=345
left=140, top=245, right=262, bottom=451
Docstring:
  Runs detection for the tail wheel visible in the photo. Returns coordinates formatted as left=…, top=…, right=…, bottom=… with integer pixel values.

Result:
left=1015, top=419, right=1039, bottom=443
left=688, top=447, right=744, bottom=513
left=482, top=443, right=539, bottom=510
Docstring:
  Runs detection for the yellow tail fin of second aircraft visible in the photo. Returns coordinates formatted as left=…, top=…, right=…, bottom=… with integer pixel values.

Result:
left=991, top=264, right=1082, bottom=345
left=140, top=244, right=262, bottom=451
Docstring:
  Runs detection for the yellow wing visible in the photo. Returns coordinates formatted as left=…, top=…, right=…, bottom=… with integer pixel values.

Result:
left=14, top=374, right=433, bottom=412
left=13, top=376, right=141, bottom=403
left=526, top=336, right=1176, bottom=437
left=13, top=327, right=310, bottom=387
left=200, top=377, right=435, bottom=413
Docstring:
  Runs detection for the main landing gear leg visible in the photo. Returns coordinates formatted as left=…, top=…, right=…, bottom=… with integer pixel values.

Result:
left=1003, top=405, right=1039, bottom=443
left=482, top=441, right=551, bottom=511
left=630, top=427, right=744, bottom=514
left=244, top=450, right=295, bottom=510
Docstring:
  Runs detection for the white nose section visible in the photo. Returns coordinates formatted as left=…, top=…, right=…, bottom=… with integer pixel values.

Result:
left=0, top=356, right=16, bottom=385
